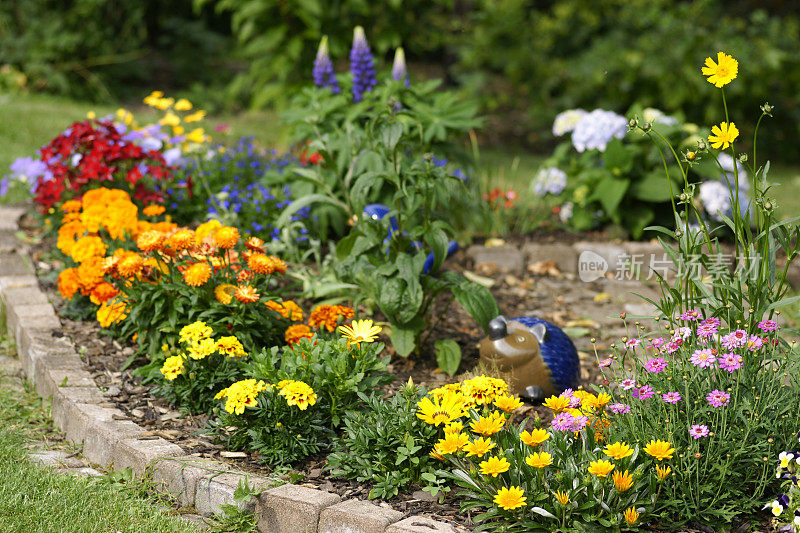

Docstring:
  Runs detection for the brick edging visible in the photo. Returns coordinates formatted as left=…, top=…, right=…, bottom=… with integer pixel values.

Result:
left=0, top=205, right=461, bottom=533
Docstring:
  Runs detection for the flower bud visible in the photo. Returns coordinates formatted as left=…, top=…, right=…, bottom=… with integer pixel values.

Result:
left=697, top=140, right=707, bottom=151
left=686, top=151, right=696, bottom=161
left=761, top=102, right=774, bottom=116
left=641, top=122, right=652, bottom=132
left=738, top=154, right=748, bottom=163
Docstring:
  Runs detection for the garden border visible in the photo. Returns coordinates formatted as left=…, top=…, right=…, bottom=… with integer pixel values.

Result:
left=0, top=204, right=460, bottom=533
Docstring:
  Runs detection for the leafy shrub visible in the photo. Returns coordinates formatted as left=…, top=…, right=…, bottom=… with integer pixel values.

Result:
left=209, top=378, right=330, bottom=466
left=327, top=384, right=440, bottom=500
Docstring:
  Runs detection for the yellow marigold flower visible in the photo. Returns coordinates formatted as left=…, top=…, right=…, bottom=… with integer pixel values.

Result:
left=494, top=486, right=526, bottom=511
left=702, top=52, right=738, bottom=88
left=57, top=268, right=81, bottom=300
left=417, top=392, right=467, bottom=426
left=136, top=230, right=165, bottom=253
left=543, top=395, right=570, bottom=413
left=86, top=111, right=96, bottom=120
left=248, top=253, right=277, bottom=274
left=184, top=262, right=211, bottom=286
left=655, top=465, right=672, bottom=481
left=89, top=282, right=118, bottom=305
left=245, top=236, right=265, bottom=251
left=213, top=226, right=239, bottom=249
left=470, top=411, right=507, bottom=436
left=184, top=110, right=206, bottom=123
left=214, top=283, right=236, bottom=305
left=624, top=507, right=639, bottom=526
left=613, top=469, right=633, bottom=492
left=70, top=235, right=108, bottom=264
left=604, top=441, right=634, bottom=460
left=179, top=322, right=212, bottom=344
left=708, top=121, right=739, bottom=150
left=464, top=437, right=496, bottom=457
left=525, top=451, right=553, bottom=469
left=278, top=300, right=303, bottom=321
left=460, top=375, right=509, bottom=407
left=160, top=355, right=185, bottom=381
left=217, top=336, right=247, bottom=358
left=308, top=304, right=355, bottom=332
left=187, top=337, right=216, bottom=360
left=435, top=432, right=470, bottom=455
left=174, top=98, right=193, bottom=111
left=61, top=200, right=82, bottom=213
left=444, top=421, right=463, bottom=435
left=338, top=319, right=382, bottom=347
left=143, top=91, right=164, bottom=106
left=195, top=219, right=221, bottom=244
left=235, top=284, right=259, bottom=303
left=97, top=299, right=127, bottom=328
left=479, top=456, right=510, bottom=477
left=215, top=379, right=268, bottom=415
left=173, top=125, right=185, bottom=136
left=554, top=490, right=569, bottom=506
left=285, top=324, right=313, bottom=344
left=587, top=459, right=615, bottom=477
left=494, top=395, right=523, bottom=412
left=142, top=204, right=166, bottom=217
left=278, top=380, right=317, bottom=410
left=159, top=112, right=181, bottom=127
left=520, top=428, right=550, bottom=447
left=186, top=128, right=206, bottom=144
left=116, top=252, right=144, bottom=278
left=644, top=439, right=675, bottom=461
left=166, top=228, right=195, bottom=252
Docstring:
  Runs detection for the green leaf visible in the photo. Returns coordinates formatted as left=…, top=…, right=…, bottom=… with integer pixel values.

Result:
left=434, top=339, right=462, bottom=376
left=445, top=273, right=500, bottom=332
left=275, top=193, right=348, bottom=228
left=380, top=122, right=403, bottom=150
left=390, top=324, right=417, bottom=357
left=592, top=176, right=629, bottom=215
left=631, top=171, right=677, bottom=202
left=601, top=138, right=634, bottom=174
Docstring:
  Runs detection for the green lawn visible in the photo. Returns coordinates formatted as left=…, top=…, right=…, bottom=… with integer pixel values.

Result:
left=0, top=337, right=199, bottom=533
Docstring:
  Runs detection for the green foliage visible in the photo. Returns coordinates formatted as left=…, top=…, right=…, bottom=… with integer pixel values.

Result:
left=206, top=477, right=261, bottom=533
left=434, top=339, right=461, bottom=377
left=152, top=352, right=245, bottom=415
left=327, top=385, right=440, bottom=500
left=247, top=336, right=392, bottom=426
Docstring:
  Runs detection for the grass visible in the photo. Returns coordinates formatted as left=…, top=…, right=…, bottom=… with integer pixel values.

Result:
left=0, top=336, right=200, bottom=533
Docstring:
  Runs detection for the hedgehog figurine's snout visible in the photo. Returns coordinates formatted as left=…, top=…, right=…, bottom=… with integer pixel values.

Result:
left=479, top=315, right=580, bottom=403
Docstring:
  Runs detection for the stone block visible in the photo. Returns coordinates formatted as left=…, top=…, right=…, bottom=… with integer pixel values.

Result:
left=257, top=484, right=340, bottom=533
left=318, top=499, right=403, bottom=533
left=522, top=242, right=578, bottom=275
left=18, top=329, right=74, bottom=380
left=0, top=274, right=38, bottom=292
left=0, top=285, right=49, bottom=308
left=35, top=355, right=93, bottom=399
left=83, top=419, right=145, bottom=468
left=0, top=206, right=26, bottom=231
left=154, top=458, right=227, bottom=508
left=51, top=399, right=123, bottom=445
left=0, top=231, right=21, bottom=252
left=466, top=244, right=524, bottom=275
left=29, top=450, right=86, bottom=469
left=6, top=303, right=58, bottom=343
left=386, top=517, right=457, bottom=533
left=195, top=472, right=273, bottom=516
left=0, top=252, right=34, bottom=277
left=572, top=241, right=627, bottom=282
left=113, top=437, right=184, bottom=477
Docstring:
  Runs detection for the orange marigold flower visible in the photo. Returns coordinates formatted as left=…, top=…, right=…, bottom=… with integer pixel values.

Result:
left=245, top=236, right=265, bottom=251
left=97, top=299, right=127, bottom=328
left=308, top=305, right=355, bottom=332
left=116, top=253, right=145, bottom=278
left=76, top=256, right=105, bottom=293
left=89, top=282, right=119, bottom=305
left=70, top=235, right=107, bottom=264
left=236, top=269, right=254, bottom=282
left=234, top=284, right=259, bottom=303
left=57, top=268, right=80, bottom=300
left=61, top=200, right=83, bottom=213
left=195, top=219, right=221, bottom=245
left=213, top=226, right=239, bottom=249
left=184, top=262, right=212, bottom=286
left=285, top=324, right=313, bottom=344
left=214, top=284, right=236, bottom=304
left=142, top=204, right=166, bottom=217
left=266, top=300, right=304, bottom=322
left=268, top=255, right=287, bottom=274
left=136, top=230, right=165, bottom=253
left=248, top=253, right=276, bottom=274
left=166, top=229, right=195, bottom=252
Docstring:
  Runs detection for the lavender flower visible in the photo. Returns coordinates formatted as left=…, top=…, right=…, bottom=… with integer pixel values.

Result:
left=391, top=47, right=409, bottom=87
left=571, top=109, right=627, bottom=152
left=313, top=36, right=341, bottom=94
left=350, top=26, right=377, bottom=102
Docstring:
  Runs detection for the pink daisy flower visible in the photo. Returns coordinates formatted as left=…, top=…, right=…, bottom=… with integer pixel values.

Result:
left=746, top=335, right=764, bottom=351
left=647, top=337, right=667, bottom=351
left=721, top=329, right=748, bottom=350
left=707, top=389, right=731, bottom=408
left=679, top=309, right=701, bottom=321
left=598, top=358, right=613, bottom=368
left=673, top=326, right=693, bottom=340
left=718, top=352, right=742, bottom=372
left=609, top=403, right=631, bottom=414
left=690, top=348, right=717, bottom=368
left=662, top=391, right=682, bottom=404
left=633, top=385, right=655, bottom=400
left=625, top=338, right=641, bottom=349
left=666, top=340, right=683, bottom=354
left=689, top=424, right=709, bottom=439
left=620, top=378, right=636, bottom=391
left=697, top=321, right=718, bottom=337
left=758, top=320, right=779, bottom=332
left=701, top=317, right=721, bottom=328
left=551, top=412, right=577, bottom=432
left=644, top=357, right=668, bottom=373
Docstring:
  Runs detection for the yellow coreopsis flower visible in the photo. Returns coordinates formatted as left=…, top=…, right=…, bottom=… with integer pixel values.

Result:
left=186, top=128, right=206, bottom=144
left=174, top=98, right=193, bottom=111
left=644, top=439, right=675, bottom=461
left=655, top=465, right=672, bottom=481
left=708, top=122, right=739, bottom=150
left=479, top=456, right=510, bottom=477
left=184, top=110, right=206, bottom=123
left=525, top=451, right=553, bottom=469
left=519, top=428, right=550, bottom=447
left=493, top=395, right=523, bottom=412
left=464, top=436, right=496, bottom=457
left=587, top=459, right=615, bottom=477
left=604, top=441, right=634, bottom=460
left=435, top=432, right=470, bottom=455
left=702, top=52, right=738, bottom=88
left=416, top=391, right=466, bottom=426
left=144, top=90, right=164, bottom=106
left=470, top=411, right=507, bottom=436
left=624, top=507, right=640, bottom=526
left=338, top=319, right=382, bottom=347
left=494, top=486, right=526, bottom=510
left=612, top=469, right=633, bottom=492
left=159, top=112, right=181, bottom=127
left=554, top=490, right=570, bottom=506
left=543, top=395, right=570, bottom=413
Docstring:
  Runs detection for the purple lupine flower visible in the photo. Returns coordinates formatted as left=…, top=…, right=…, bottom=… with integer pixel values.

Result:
left=391, top=47, right=409, bottom=87
left=0, top=176, right=9, bottom=197
left=350, top=26, right=377, bottom=102
left=313, top=36, right=341, bottom=94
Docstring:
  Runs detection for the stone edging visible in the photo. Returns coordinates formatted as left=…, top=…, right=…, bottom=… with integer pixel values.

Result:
left=0, top=205, right=460, bottom=533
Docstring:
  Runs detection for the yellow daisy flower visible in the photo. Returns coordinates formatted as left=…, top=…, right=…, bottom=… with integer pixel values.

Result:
left=701, top=52, right=738, bottom=88
left=708, top=121, right=739, bottom=150
left=494, top=486, right=526, bottom=510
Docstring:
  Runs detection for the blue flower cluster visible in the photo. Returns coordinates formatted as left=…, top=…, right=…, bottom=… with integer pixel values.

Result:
left=350, top=26, right=378, bottom=102
left=569, top=109, right=628, bottom=152
left=313, top=36, right=341, bottom=94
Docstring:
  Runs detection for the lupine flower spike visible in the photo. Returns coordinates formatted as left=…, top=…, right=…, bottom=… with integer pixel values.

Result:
left=313, top=36, right=341, bottom=94
left=350, top=26, right=377, bottom=102
left=392, top=47, right=409, bottom=87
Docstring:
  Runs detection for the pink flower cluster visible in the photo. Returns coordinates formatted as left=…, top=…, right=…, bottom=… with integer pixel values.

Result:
left=551, top=412, right=588, bottom=432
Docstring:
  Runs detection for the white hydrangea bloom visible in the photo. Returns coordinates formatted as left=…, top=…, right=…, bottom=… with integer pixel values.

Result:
left=559, top=202, right=573, bottom=223
left=571, top=109, right=628, bottom=152
left=552, top=109, right=587, bottom=136
left=532, top=167, right=567, bottom=196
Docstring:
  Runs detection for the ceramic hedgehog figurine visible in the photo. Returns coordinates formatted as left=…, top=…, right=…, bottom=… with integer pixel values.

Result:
left=478, top=315, right=580, bottom=403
